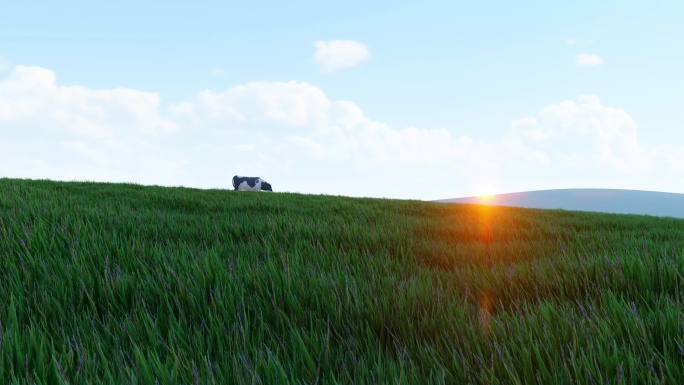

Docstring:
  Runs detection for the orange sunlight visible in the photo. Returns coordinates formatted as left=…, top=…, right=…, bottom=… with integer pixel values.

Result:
left=478, top=290, right=492, bottom=332
left=477, top=201, right=495, bottom=244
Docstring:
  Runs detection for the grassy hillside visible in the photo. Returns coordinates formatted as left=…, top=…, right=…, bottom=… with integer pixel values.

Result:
left=1, top=178, right=683, bottom=384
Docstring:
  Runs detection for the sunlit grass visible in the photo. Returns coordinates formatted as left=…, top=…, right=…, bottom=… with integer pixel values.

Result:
left=0, top=178, right=683, bottom=384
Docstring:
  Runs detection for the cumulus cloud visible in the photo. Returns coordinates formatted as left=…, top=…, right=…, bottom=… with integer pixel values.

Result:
left=0, top=66, right=175, bottom=138
left=509, top=96, right=647, bottom=176
left=314, top=40, right=369, bottom=72
left=0, top=66, right=179, bottom=185
left=1, top=64, right=682, bottom=199
left=170, top=81, right=332, bottom=130
left=576, top=53, right=604, bottom=67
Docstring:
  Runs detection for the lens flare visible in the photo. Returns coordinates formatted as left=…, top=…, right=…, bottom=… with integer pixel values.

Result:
left=478, top=290, right=492, bottom=332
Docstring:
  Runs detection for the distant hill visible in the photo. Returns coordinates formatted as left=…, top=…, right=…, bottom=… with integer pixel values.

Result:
left=440, top=189, right=684, bottom=219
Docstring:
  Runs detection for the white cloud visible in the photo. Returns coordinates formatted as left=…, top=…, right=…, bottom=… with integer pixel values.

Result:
left=170, top=81, right=332, bottom=130
left=314, top=40, right=369, bottom=72
left=576, top=53, right=604, bottom=67
left=509, top=95, right=646, bottom=174
left=1, top=64, right=683, bottom=199
left=0, top=66, right=176, bottom=138
left=0, top=66, right=180, bottom=186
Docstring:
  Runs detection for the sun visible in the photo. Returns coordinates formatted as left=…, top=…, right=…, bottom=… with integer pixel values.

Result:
left=477, top=194, right=496, bottom=205
left=473, top=184, right=498, bottom=205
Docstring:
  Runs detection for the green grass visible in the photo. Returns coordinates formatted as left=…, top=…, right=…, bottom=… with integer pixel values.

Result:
left=1, top=178, right=683, bottom=384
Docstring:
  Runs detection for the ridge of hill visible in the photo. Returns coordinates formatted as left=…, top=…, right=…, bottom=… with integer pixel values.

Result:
left=440, top=188, right=684, bottom=218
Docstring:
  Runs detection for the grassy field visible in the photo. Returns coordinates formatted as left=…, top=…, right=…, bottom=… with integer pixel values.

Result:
left=0, top=178, right=683, bottom=384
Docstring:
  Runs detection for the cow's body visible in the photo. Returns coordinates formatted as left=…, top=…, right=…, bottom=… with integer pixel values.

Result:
left=232, top=176, right=273, bottom=192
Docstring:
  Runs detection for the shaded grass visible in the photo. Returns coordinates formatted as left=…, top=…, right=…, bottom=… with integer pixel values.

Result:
left=0, top=178, right=683, bottom=384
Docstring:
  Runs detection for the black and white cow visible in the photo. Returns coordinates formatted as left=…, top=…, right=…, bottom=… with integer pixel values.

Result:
left=232, top=176, right=273, bottom=192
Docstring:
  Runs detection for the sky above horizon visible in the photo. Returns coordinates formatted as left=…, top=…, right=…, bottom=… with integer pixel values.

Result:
left=1, top=1, right=683, bottom=200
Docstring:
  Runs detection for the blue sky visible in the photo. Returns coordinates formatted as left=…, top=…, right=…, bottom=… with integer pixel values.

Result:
left=1, top=1, right=683, bottom=199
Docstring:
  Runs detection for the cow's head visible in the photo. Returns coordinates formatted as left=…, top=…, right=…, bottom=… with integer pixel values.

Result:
left=261, top=181, right=273, bottom=191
